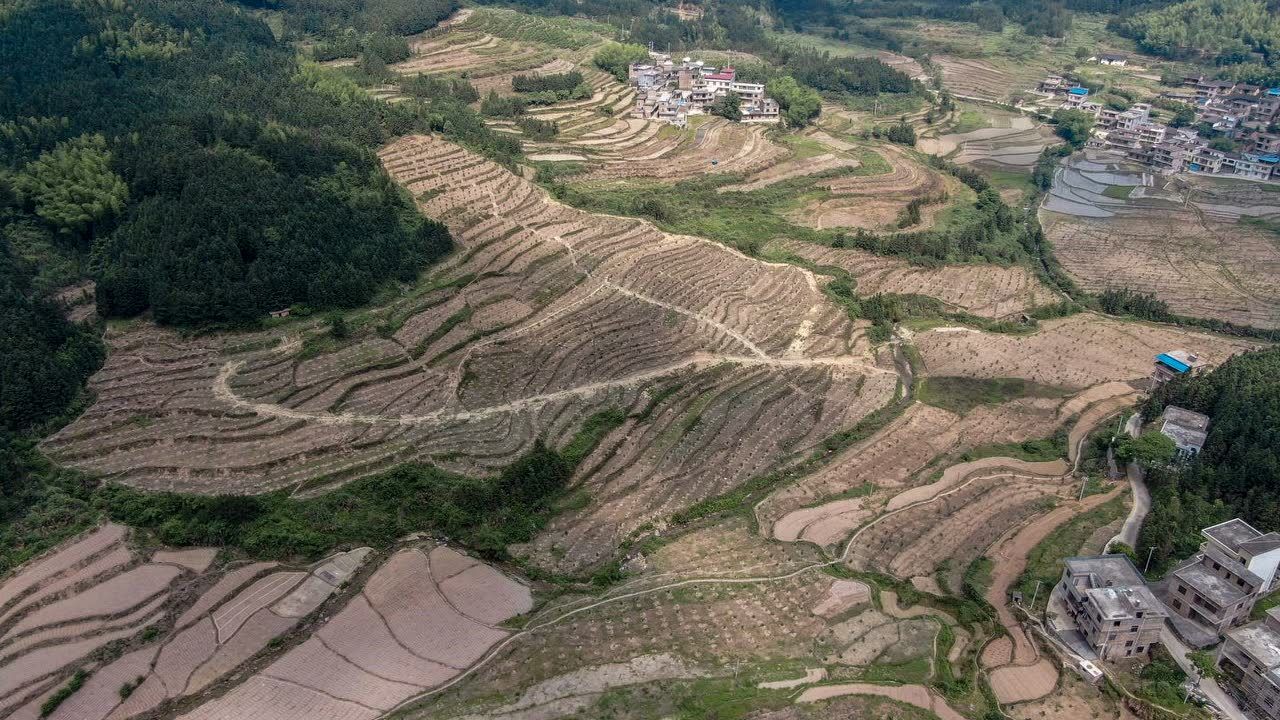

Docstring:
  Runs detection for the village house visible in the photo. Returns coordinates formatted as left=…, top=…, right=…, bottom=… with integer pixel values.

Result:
left=628, top=53, right=780, bottom=126
left=1217, top=607, right=1280, bottom=720
left=1059, top=555, right=1168, bottom=661
left=1152, top=350, right=1200, bottom=384
left=1162, top=518, right=1280, bottom=638
left=1158, top=406, right=1210, bottom=457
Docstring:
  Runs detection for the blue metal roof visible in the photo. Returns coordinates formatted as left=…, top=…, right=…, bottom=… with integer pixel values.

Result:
left=1069, top=87, right=1089, bottom=95
left=1156, top=353, right=1190, bottom=373
left=1269, top=88, right=1280, bottom=96
left=1260, top=154, right=1280, bottom=164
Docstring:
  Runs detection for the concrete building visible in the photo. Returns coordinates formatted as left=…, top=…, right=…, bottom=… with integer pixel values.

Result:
left=1159, top=406, right=1210, bottom=457
left=1098, top=54, right=1128, bottom=66
left=1206, top=519, right=1280, bottom=593
left=1218, top=607, right=1280, bottom=720
left=1060, top=555, right=1168, bottom=661
left=1153, top=350, right=1200, bottom=384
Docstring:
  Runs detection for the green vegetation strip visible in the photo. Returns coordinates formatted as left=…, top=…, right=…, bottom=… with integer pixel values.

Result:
left=917, top=376, right=1070, bottom=415
left=98, top=409, right=625, bottom=561
left=1015, top=494, right=1128, bottom=611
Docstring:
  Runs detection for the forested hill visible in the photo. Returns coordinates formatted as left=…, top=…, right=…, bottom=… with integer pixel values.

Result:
left=1115, top=0, right=1280, bottom=84
left=0, top=0, right=454, bottom=327
left=1139, top=347, right=1280, bottom=572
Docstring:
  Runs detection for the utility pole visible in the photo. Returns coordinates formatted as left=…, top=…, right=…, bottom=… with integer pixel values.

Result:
left=1030, top=580, right=1043, bottom=610
left=1144, top=546, right=1156, bottom=574
left=1079, top=475, right=1088, bottom=501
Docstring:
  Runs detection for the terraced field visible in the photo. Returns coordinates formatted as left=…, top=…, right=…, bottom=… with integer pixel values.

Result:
left=44, top=134, right=896, bottom=576
left=776, top=239, right=1057, bottom=319
left=22, top=24, right=1277, bottom=717
left=918, top=113, right=1061, bottom=172
left=786, top=145, right=953, bottom=231
left=1042, top=151, right=1280, bottom=328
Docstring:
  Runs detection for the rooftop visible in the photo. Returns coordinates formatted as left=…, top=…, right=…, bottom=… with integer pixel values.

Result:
left=1156, top=353, right=1191, bottom=373
left=1066, top=554, right=1145, bottom=588
left=1162, top=406, right=1210, bottom=431
left=1173, top=562, right=1251, bottom=607
left=1227, top=612, right=1280, bottom=668
left=1241, top=533, right=1280, bottom=556
left=1085, top=584, right=1166, bottom=620
left=1205, top=518, right=1264, bottom=551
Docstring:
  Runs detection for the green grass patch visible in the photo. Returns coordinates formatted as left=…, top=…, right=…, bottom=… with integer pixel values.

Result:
left=1102, top=184, right=1135, bottom=200
left=1253, top=587, right=1280, bottom=620
left=861, top=656, right=934, bottom=684
left=1014, top=493, right=1128, bottom=612
left=948, top=108, right=989, bottom=134
left=918, top=376, right=1071, bottom=415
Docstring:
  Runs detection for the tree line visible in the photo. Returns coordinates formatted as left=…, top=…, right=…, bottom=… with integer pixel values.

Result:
left=1138, top=347, right=1280, bottom=574
left=1, top=0, right=461, bottom=328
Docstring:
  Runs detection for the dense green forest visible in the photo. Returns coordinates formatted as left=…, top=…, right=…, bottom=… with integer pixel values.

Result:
left=1138, top=348, right=1280, bottom=573
left=0, top=235, right=103, bottom=575
left=1115, top=0, right=1280, bottom=84
left=1, top=0, right=462, bottom=328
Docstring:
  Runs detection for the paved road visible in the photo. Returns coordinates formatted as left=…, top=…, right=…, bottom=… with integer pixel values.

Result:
left=1109, top=414, right=1151, bottom=551
left=1161, top=627, right=1250, bottom=720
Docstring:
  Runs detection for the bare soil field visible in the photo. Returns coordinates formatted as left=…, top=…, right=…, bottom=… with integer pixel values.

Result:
left=934, top=55, right=1044, bottom=103
left=913, top=313, right=1259, bottom=390
left=176, top=546, right=529, bottom=720
left=1042, top=153, right=1280, bottom=329
left=777, top=239, right=1058, bottom=318
left=0, top=525, right=368, bottom=720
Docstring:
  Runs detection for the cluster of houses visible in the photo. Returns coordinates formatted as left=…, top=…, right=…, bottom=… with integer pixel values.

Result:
left=1036, top=75, right=1280, bottom=180
left=627, top=52, right=780, bottom=126
left=1053, top=518, right=1280, bottom=720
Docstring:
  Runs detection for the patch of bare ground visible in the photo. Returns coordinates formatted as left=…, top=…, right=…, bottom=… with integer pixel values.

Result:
left=418, top=570, right=835, bottom=715
left=468, top=58, right=577, bottom=96
left=919, top=117, right=1061, bottom=171
left=392, top=33, right=553, bottom=78
left=795, top=682, right=968, bottom=720
left=776, top=239, right=1058, bottom=318
left=0, top=526, right=365, bottom=720
left=444, top=654, right=705, bottom=720
left=45, top=136, right=896, bottom=580
left=173, top=546, right=529, bottom=720
left=787, top=146, right=951, bottom=231
left=934, top=56, right=1039, bottom=103
left=1043, top=210, right=1280, bottom=329
left=1007, top=670, right=1128, bottom=720
left=913, top=313, right=1260, bottom=390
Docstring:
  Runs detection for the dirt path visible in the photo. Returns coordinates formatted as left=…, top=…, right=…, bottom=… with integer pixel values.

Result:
left=213, top=352, right=892, bottom=427
left=795, top=683, right=967, bottom=720
left=984, top=486, right=1123, bottom=665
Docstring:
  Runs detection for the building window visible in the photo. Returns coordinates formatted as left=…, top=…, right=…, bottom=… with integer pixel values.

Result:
left=1136, top=611, right=1144, bottom=618
left=1136, top=646, right=1145, bottom=653
left=1213, top=561, right=1221, bottom=571
left=1130, top=626, right=1139, bottom=632
left=1125, top=640, right=1134, bottom=647
left=1113, top=620, right=1121, bottom=627
left=1177, top=585, right=1187, bottom=595
left=1173, top=599, right=1183, bottom=610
